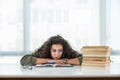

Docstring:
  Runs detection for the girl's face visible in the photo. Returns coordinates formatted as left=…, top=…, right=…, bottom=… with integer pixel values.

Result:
left=50, top=44, right=63, bottom=60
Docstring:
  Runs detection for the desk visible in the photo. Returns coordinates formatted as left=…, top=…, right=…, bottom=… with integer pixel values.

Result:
left=0, top=56, right=120, bottom=80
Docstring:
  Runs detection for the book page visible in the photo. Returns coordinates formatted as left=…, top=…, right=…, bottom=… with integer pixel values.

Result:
left=36, top=64, right=73, bottom=67
left=54, top=64, right=73, bottom=67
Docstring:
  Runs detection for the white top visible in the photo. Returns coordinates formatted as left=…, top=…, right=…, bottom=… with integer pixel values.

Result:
left=0, top=56, right=120, bottom=78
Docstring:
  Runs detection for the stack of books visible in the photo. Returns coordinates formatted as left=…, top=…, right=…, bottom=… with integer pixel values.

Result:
left=81, top=46, right=112, bottom=67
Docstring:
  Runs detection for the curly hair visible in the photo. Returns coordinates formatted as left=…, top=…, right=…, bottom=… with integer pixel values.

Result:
left=33, top=35, right=77, bottom=59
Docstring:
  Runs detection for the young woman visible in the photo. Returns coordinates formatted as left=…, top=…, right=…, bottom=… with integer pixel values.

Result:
left=20, top=35, right=82, bottom=66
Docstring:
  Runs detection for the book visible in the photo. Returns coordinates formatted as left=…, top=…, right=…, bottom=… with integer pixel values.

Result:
left=83, top=46, right=109, bottom=48
left=82, top=54, right=110, bottom=57
left=81, top=48, right=112, bottom=52
left=35, top=64, right=73, bottom=67
left=83, top=57, right=110, bottom=62
left=82, top=51, right=111, bottom=54
left=81, top=46, right=111, bottom=51
left=83, top=60, right=110, bottom=64
left=82, top=63, right=110, bottom=67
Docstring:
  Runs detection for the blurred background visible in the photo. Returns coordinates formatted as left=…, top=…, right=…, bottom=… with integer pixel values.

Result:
left=0, top=0, right=120, bottom=56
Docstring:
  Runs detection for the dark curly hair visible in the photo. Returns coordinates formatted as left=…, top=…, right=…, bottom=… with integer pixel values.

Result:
left=33, top=35, right=77, bottom=59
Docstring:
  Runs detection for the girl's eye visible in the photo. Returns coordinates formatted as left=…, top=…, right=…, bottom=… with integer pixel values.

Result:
left=51, top=49, right=56, bottom=52
left=58, top=50, right=63, bottom=52
left=51, top=49, right=63, bottom=52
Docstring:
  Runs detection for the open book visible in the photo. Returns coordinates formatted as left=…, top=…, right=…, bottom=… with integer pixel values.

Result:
left=36, top=64, right=73, bottom=67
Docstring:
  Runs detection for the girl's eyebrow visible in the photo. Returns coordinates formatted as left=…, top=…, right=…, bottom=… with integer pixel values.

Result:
left=51, top=48, right=63, bottom=49
left=52, top=48, right=63, bottom=50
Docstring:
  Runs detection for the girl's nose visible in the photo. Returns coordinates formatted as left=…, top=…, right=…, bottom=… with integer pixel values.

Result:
left=55, top=52, right=58, bottom=55
left=55, top=51, right=59, bottom=56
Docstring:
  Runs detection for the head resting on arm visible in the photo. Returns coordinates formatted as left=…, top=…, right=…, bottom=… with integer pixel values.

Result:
left=34, top=35, right=77, bottom=59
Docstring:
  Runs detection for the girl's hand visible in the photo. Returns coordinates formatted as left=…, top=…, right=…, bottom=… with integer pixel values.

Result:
left=54, top=59, right=66, bottom=64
